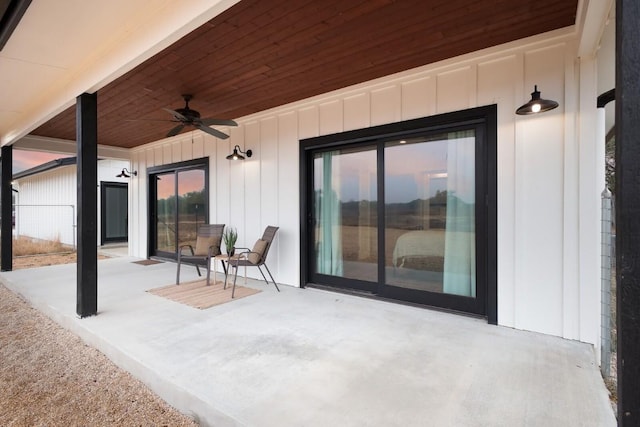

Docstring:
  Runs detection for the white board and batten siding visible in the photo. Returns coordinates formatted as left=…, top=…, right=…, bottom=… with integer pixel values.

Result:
left=14, top=159, right=130, bottom=247
left=129, top=28, right=604, bottom=346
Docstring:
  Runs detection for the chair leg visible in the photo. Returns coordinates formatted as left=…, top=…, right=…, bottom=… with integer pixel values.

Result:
left=206, top=257, right=212, bottom=286
left=231, top=263, right=239, bottom=298
left=257, top=265, right=269, bottom=285
left=221, top=259, right=228, bottom=289
left=262, top=264, right=280, bottom=292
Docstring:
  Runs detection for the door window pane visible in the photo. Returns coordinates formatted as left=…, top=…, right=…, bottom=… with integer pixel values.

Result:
left=177, top=169, right=206, bottom=249
left=155, top=172, right=176, bottom=253
left=313, top=147, right=377, bottom=282
left=104, top=185, right=127, bottom=240
left=385, top=131, right=476, bottom=297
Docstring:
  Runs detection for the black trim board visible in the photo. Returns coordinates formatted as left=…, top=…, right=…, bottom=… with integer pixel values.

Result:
left=300, top=106, right=492, bottom=150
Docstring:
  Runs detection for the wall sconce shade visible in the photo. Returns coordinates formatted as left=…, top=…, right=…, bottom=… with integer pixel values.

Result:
left=116, top=168, right=137, bottom=178
left=226, top=145, right=252, bottom=160
left=515, top=85, right=559, bottom=115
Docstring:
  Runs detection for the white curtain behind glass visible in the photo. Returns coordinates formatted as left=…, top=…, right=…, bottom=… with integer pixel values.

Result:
left=443, top=131, right=476, bottom=297
left=315, top=151, right=343, bottom=275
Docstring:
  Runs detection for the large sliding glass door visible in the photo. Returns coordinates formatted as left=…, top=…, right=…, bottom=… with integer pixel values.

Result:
left=303, top=107, right=496, bottom=319
left=149, top=159, right=208, bottom=259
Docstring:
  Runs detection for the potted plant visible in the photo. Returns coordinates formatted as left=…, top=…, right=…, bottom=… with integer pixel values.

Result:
left=223, top=227, right=238, bottom=256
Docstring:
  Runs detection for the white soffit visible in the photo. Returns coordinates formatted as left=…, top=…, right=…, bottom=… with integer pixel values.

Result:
left=576, top=0, right=615, bottom=57
left=0, top=0, right=240, bottom=146
left=15, top=135, right=130, bottom=160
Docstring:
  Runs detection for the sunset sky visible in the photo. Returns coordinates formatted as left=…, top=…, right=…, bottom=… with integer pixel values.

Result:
left=12, top=150, right=205, bottom=199
left=13, top=150, right=72, bottom=173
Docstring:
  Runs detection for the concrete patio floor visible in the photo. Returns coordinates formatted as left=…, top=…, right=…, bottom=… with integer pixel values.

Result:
left=1, top=256, right=615, bottom=426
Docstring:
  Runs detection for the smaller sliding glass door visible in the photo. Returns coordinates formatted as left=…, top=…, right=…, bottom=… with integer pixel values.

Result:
left=149, top=159, right=208, bottom=259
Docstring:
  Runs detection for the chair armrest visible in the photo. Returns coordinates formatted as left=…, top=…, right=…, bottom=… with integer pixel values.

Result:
left=229, top=248, right=250, bottom=265
left=231, top=248, right=263, bottom=265
left=178, top=244, right=195, bottom=256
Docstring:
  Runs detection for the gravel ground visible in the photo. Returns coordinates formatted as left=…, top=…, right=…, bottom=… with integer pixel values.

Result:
left=0, top=282, right=198, bottom=426
left=13, top=252, right=97, bottom=270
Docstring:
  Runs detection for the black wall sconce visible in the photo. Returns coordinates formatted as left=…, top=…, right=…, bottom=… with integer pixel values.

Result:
left=516, top=85, right=559, bottom=115
left=116, top=168, right=137, bottom=178
left=226, top=145, right=252, bottom=160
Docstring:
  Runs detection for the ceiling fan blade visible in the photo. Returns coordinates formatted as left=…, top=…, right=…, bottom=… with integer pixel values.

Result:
left=200, top=118, right=238, bottom=127
left=163, top=108, right=188, bottom=122
left=196, top=123, right=230, bottom=139
left=166, top=124, right=185, bottom=137
left=125, top=118, right=179, bottom=123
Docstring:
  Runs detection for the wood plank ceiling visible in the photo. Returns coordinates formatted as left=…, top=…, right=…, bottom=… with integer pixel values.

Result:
left=32, top=0, right=578, bottom=148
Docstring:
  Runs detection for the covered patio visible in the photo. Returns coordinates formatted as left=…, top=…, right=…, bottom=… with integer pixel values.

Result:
left=3, top=0, right=640, bottom=423
left=0, top=257, right=615, bottom=426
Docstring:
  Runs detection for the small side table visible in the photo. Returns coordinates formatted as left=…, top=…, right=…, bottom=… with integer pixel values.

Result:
left=213, top=253, right=247, bottom=288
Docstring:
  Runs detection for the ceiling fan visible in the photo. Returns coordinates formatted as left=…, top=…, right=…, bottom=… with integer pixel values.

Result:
left=162, top=94, right=237, bottom=139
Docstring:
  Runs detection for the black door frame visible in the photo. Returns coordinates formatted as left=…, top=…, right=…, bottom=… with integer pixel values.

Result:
left=100, top=181, right=128, bottom=244
left=147, top=157, right=209, bottom=260
left=300, top=105, right=497, bottom=323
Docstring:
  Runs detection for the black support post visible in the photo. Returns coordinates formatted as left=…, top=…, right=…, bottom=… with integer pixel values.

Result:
left=1, top=145, right=12, bottom=271
left=76, top=92, right=98, bottom=317
left=616, top=0, right=640, bottom=423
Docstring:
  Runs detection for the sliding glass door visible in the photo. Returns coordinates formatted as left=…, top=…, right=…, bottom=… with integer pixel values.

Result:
left=149, top=159, right=208, bottom=259
left=303, top=107, right=496, bottom=319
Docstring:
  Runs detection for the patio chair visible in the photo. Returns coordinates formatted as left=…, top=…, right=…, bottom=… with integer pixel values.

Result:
left=176, top=224, right=225, bottom=286
left=229, top=226, right=281, bottom=298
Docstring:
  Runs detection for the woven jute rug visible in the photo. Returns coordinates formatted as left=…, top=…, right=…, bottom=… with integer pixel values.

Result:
left=147, top=279, right=260, bottom=309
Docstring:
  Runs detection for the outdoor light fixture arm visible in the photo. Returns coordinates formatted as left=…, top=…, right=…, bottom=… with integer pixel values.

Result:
left=226, top=145, right=253, bottom=160
left=116, top=168, right=137, bottom=178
